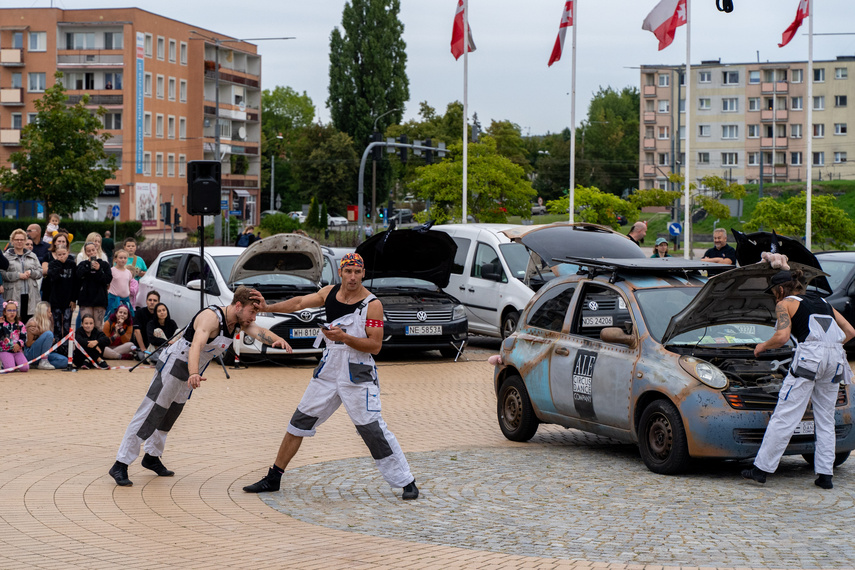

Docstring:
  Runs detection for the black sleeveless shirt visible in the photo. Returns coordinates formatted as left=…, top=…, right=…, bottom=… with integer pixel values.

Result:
left=325, top=284, right=370, bottom=323
left=182, top=305, right=235, bottom=342
left=789, top=292, right=834, bottom=344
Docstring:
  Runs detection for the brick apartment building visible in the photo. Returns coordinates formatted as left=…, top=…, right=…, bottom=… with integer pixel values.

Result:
left=0, top=7, right=261, bottom=233
left=639, top=57, right=855, bottom=191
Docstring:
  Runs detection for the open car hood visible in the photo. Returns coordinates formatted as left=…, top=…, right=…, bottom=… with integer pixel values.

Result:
left=356, top=228, right=457, bottom=288
left=661, top=261, right=828, bottom=345
left=501, top=222, right=645, bottom=266
left=229, top=233, right=323, bottom=284
left=732, top=229, right=830, bottom=295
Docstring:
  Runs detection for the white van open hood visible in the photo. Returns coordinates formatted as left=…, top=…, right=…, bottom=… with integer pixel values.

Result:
left=228, top=233, right=323, bottom=284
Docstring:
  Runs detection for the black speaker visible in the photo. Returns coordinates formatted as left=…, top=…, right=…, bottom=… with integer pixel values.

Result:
left=187, top=160, right=222, bottom=215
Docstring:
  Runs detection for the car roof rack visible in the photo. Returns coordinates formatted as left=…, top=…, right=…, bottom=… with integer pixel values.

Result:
left=555, top=256, right=733, bottom=284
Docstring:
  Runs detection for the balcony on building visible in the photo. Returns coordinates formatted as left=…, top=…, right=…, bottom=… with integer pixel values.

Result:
left=0, top=48, right=24, bottom=66
left=0, top=87, right=24, bottom=106
left=643, top=138, right=656, bottom=150
left=761, top=81, right=788, bottom=94
left=760, top=137, right=788, bottom=149
left=643, top=111, right=656, bottom=123
left=642, top=164, right=656, bottom=177
left=643, top=85, right=657, bottom=97
left=0, top=129, right=21, bottom=145
left=57, top=51, right=124, bottom=68
left=760, top=109, right=788, bottom=122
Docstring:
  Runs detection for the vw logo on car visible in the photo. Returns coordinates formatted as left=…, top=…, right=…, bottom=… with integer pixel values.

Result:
left=416, top=311, right=428, bottom=322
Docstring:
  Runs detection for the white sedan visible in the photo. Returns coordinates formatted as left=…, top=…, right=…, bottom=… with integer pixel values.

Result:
left=328, top=213, right=349, bottom=227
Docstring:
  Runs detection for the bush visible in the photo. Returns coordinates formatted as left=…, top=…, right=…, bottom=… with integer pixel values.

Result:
left=0, top=217, right=142, bottom=243
left=258, top=213, right=303, bottom=235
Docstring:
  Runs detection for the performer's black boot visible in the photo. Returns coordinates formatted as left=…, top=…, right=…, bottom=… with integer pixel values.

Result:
left=402, top=479, right=419, bottom=500
left=242, top=467, right=281, bottom=493
left=142, top=453, right=175, bottom=477
left=109, top=461, right=133, bottom=487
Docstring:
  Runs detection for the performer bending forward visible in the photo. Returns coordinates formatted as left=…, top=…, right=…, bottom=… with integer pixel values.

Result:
left=243, top=253, right=418, bottom=500
left=109, top=286, right=290, bottom=486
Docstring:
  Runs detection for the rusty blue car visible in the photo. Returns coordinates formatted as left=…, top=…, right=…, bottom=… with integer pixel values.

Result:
left=494, top=257, right=855, bottom=474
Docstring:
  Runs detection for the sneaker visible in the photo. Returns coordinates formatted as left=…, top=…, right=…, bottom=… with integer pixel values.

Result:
left=97, top=360, right=110, bottom=370
left=741, top=466, right=768, bottom=484
left=37, top=359, right=55, bottom=370
left=79, top=364, right=90, bottom=370
left=402, top=479, right=419, bottom=500
left=109, top=461, right=133, bottom=487
left=815, top=474, right=833, bottom=489
left=242, top=467, right=282, bottom=493
left=141, top=453, right=175, bottom=477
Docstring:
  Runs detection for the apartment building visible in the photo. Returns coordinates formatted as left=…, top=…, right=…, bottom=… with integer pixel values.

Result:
left=640, top=56, right=855, bottom=191
left=0, top=7, right=261, bottom=231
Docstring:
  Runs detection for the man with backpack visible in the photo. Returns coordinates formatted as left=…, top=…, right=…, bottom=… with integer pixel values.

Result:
left=235, top=226, right=256, bottom=248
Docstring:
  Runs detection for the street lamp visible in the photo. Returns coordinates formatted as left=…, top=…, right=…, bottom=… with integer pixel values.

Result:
left=270, top=132, right=283, bottom=211
left=371, top=107, right=400, bottom=231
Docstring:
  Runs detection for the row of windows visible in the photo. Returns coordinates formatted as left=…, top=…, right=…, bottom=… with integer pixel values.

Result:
left=142, top=73, right=187, bottom=102
left=650, top=151, right=846, bottom=167
left=142, top=113, right=187, bottom=139
left=646, top=122, right=849, bottom=140
left=655, top=95, right=848, bottom=114
left=650, top=67, right=849, bottom=86
left=142, top=34, right=188, bottom=65
left=4, top=31, right=46, bottom=52
left=142, top=152, right=187, bottom=177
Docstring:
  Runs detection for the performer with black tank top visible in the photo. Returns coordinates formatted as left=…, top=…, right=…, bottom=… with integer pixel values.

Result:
left=744, top=269, right=855, bottom=490
left=108, top=286, right=290, bottom=487
left=242, top=252, right=419, bottom=500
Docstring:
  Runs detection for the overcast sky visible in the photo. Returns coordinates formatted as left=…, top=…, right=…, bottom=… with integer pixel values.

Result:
left=35, top=0, right=855, bottom=135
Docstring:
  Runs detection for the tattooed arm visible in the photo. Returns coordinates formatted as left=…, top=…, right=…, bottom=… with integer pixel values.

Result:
left=243, top=323, right=292, bottom=353
left=754, top=299, right=796, bottom=357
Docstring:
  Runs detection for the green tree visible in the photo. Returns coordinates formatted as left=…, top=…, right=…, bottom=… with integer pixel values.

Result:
left=530, top=130, right=572, bottom=202
left=306, top=196, right=322, bottom=230
left=746, top=192, right=855, bottom=249
left=0, top=73, right=115, bottom=215
left=327, top=0, right=409, bottom=147
left=288, top=124, right=359, bottom=215
left=546, top=185, right=635, bottom=228
left=486, top=120, right=531, bottom=173
left=408, top=136, right=536, bottom=224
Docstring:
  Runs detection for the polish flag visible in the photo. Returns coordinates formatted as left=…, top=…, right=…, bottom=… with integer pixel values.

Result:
left=451, top=0, right=476, bottom=60
left=641, top=0, right=687, bottom=51
left=779, top=0, right=809, bottom=48
left=548, top=1, right=574, bottom=67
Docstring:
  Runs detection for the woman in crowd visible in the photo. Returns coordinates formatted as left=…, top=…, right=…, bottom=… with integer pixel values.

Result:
left=3, top=229, right=42, bottom=323
left=24, top=301, right=67, bottom=370
left=73, top=314, right=110, bottom=370
left=106, top=249, right=135, bottom=319
left=77, top=241, right=112, bottom=327
left=103, top=305, right=136, bottom=360
left=123, top=237, right=147, bottom=280
left=0, top=300, right=28, bottom=372
left=146, top=302, right=178, bottom=352
left=76, top=232, right=109, bottom=264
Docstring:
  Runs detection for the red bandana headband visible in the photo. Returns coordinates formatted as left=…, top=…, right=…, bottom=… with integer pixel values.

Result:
left=340, top=252, right=364, bottom=269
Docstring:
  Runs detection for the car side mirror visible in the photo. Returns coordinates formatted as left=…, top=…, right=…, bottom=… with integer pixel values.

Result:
left=600, top=326, right=637, bottom=349
left=187, top=279, right=219, bottom=296
left=481, top=263, right=503, bottom=282
left=847, top=282, right=855, bottom=298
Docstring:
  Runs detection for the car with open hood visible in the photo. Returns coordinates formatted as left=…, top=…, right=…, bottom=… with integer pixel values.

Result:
left=494, top=256, right=855, bottom=474
left=136, top=234, right=327, bottom=359
left=356, top=228, right=467, bottom=358
left=433, top=222, right=645, bottom=339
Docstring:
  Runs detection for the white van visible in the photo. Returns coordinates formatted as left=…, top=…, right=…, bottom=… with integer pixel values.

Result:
left=433, top=223, right=645, bottom=338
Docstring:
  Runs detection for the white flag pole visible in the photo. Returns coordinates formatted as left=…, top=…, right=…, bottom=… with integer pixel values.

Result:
left=806, top=1, right=813, bottom=250
left=462, top=0, right=469, bottom=224
left=683, top=0, right=692, bottom=259
left=568, top=0, right=577, bottom=224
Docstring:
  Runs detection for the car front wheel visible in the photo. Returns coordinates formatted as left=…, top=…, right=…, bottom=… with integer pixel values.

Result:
left=497, top=375, right=539, bottom=442
left=802, top=450, right=850, bottom=468
left=501, top=311, right=520, bottom=339
left=638, top=399, right=690, bottom=474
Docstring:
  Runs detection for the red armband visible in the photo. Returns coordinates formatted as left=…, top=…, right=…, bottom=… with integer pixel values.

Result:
left=365, top=319, right=384, bottom=328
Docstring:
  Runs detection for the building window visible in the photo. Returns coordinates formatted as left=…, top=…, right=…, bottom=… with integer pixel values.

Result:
left=835, top=67, right=848, bottom=80
left=791, top=96, right=803, bottom=110
left=168, top=77, right=176, bottom=101
left=144, top=112, right=152, bottom=137
left=658, top=126, right=670, bottom=139
left=27, top=72, right=46, bottom=92
left=749, top=70, right=760, bottom=84
left=679, top=126, right=685, bottom=140
left=179, top=117, right=186, bottom=140
left=678, top=99, right=685, bottom=113
left=722, top=125, right=739, bottom=139
left=698, top=98, right=711, bottom=110
left=157, top=36, right=165, bottom=60
left=722, top=70, right=739, bottom=85
left=835, top=123, right=848, bottom=135
left=28, top=32, right=46, bottom=52
left=813, top=151, right=825, bottom=166
left=104, top=72, right=123, bottom=90
left=143, top=152, right=152, bottom=175
left=658, top=153, right=670, bottom=166
left=658, top=100, right=670, bottom=113
left=813, top=123, right=825, bottom=138
left=27, top=113, right=37, bottom=125
left=11, top=32, right=23, bottom=49
left=722, top=98, right=738, bottom=112
left=814, top=68, right=825, bottom=82
left=835, top=95, right=848, bottom=108
left=698, top=70, right=711, bottom=83
left=65, top=32, right=95, bottom=50
left=748, top=97, right=761, bottom=111
left=792, top=68, right=803, bottom=83
left=11, top=113, right=22, bottom=130
left=835, top=152, right=847, bottom=163
left=645, top=126, right=654, bottom=139
left=791, top=124, right=803, bottom=138
left=156, top=75, right=164, bottom=99
left=747, top=124, right=760, bottom=138
left=698, top=152, right=710, bottom=164
left=155, top=153, right=163, bottom=176
left=11, top=72, right=22, bottom=89
left=104, top=32, right=123, bottom=50
left=168, top=39, right=176, bottom=63
left=103, top=112, right=122, bottom=130
left=179, top=154, right=186, bottom=177
left=658, top=74, right=669, bottom=87
left=156, top=114, right=164, bottom=138
left=748, top=152, right=759, bottom=166
left=813, top=95, right=825, bottom=110
left=144, top=73, right=152, bottom=97
left=144, top=34, right=153, bottom=57
left=168, top=115, right=175, bottom=139
left=721, top=152, right=738, bottom=166
left=698, top=124, right=710, bottom=137
left=791, top=152, right=802, bottom=165
left=167, top=153, right=175, bottom=177
left=179, top=80, right=187, bottom=103
left=180, top=42, right=188, bottom=65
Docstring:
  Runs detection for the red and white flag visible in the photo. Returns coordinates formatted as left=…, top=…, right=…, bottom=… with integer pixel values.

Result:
left=779, top=0, right=809, bottom=47
left=451, top=0, right=476, bottom=60
left=548, top=1, right=574, bottom=67
left=641, top=0, right=687, bottom=51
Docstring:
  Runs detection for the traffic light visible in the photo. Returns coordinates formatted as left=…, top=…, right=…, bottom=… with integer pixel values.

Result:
left=424, top=138, right=434, bottom=165
left=365, top=200, right=372, bottom=219
left=160, top=201, right=171, bottom=225
left=372, top=131, right=382, bottom=161
left=398, top=134, right=408, bottom=164
left=173, top=208, right=181, bottom=228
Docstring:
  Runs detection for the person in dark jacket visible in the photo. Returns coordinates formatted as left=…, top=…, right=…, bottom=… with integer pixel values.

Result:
left=146, top=302, right=179, bottom=351
left=73, top=314, right=110, bottom=369
left=47, top=246, right=77, bottom=342
left=77, top=241, right=112, bottom=327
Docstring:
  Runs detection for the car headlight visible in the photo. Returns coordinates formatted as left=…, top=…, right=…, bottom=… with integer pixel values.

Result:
left=679, top=356, right=728, bottom=389
left=453, top=304, right=466, bottom=320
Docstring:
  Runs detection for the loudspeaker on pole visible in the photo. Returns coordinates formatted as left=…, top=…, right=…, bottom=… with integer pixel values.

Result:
left=187, top=160, right=222, bottom=215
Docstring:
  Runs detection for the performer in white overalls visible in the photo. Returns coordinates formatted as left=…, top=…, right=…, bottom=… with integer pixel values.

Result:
left=745, top=269, right=855, bottom=489
left=109, top=286, right=290, bottom=487
left=242, top=252, right=419, bottom=500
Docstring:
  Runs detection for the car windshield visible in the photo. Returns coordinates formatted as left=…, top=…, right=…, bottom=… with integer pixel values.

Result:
left=636, top=287, right=781, bottom=347
left=212, top=255, right=239, bottom=280
left=499, top=242, right=530, bottom=280
left=818, top=259, right=854, bottom=291
left=363, top=277, right=436, bottom=290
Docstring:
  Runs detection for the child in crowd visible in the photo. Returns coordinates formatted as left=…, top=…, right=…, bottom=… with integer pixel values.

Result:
left=77, top=242, right=112, bottom=327
left=76, top=232, right=109, bottom=264
left=73, top=314, right=110, bottom=369
left=24, top=301, right=66, bottom=369
left=47, top=246, right=77, bottom=342
left=103, top=305, right=135, bottom=359
left=43, top=213, right=60, bottom=245
left=123, top=237, right=147, bottom=280
left=106, top=249, right=135, bottom=319
left=0, top=300, right=28, bottom=372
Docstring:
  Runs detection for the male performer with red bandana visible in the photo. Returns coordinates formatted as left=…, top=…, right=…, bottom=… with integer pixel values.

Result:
left=243, top=253, right=419, bottom=500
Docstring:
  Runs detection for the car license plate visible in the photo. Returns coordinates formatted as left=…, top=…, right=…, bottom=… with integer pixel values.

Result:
left=794, top=420, right=815, bottom=435
left=406, top=325, right=442, bottom=335
left=290, top=328, right=320, bottom=338
left=582, top=316, right=612, bottom=327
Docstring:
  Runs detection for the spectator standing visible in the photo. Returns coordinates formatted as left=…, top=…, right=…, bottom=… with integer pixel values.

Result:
left=627, top=221, right=647, bottom=246
left=651, top=237, right=672, bottom=258
left=0, top=300, right=28, bottom=372
left=235, top=226, right=256, bottom=247
left=133, top=291, right=160, bottom=358
left=103, top=306, right=135, bottom=359
left=3, top=229, right=42, bottom=323
left=24, top=301, right=66, bottom=369
left=102, top=230, right=115, bottom=262
left=46, top=246, right=77, bottom=342
left=106, top=249, right=135, bottom=319
left=124, top=237, right=147, bottom=280
left=146, top=302, right=178, bottom=351
left=73, top=314, right=110, bottom=370
left=42, top=213, right=60, bottom=245
left=76, top=232, right=109, bottom=264
left=40, top=231, right=71, bottom=301
left=26, top=224, right=50, bottom=263
left=77, top=241, right=113, bottom=326
left=701, top=228, right=737, bottom=265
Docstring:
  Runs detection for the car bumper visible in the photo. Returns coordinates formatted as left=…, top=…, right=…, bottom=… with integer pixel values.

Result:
left=380, top=318, right=468, bottom=350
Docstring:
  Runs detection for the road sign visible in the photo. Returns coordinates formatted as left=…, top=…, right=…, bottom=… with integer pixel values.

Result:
left=221, top=200, right=228, bottom=209
left=229, top=210, right=241, bottom=216
left=112, top=205, right=120, bottom=218
left=668, top=222, right=682, bottom=236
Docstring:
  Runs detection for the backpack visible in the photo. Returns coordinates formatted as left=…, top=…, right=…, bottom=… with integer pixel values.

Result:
left=236, top=233, right=251, bottom=247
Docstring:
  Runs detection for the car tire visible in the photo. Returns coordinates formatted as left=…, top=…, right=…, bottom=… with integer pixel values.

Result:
left=638, top=399, right=690, bottom=474
left=501, top=311, right=520, bottom=340
left=801, top=450, right=851, bottom=468
left=497, top=375, right=539, bottom=442
left=439, top=345, right=463, bottom=359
